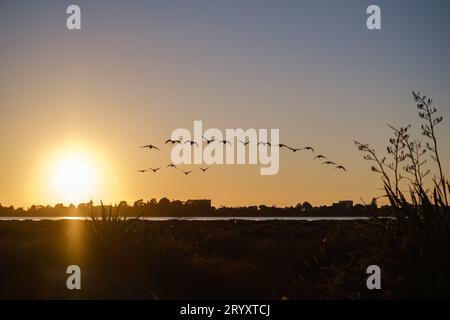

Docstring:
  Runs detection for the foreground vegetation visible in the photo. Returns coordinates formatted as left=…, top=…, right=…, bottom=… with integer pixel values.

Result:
left=0, top=219, right=449, bottom=299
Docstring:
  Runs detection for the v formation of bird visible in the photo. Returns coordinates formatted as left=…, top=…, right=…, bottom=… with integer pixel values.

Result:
left=137, top=138, right=346, bottom=174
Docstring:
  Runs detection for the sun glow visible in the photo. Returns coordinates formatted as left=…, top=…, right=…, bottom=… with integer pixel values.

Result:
left=51, top=152, right=99, bottom=204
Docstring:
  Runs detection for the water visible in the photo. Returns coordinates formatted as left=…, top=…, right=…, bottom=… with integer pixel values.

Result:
left=0, top=216, right=369, bottom=221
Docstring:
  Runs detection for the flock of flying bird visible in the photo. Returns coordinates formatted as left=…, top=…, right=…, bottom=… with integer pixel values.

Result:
left=137, top=136, right=347, bottom=175
left=137, top=163, right=210, bottom=176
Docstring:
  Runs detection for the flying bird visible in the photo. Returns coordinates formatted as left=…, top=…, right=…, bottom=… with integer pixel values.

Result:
left=322, top=161, right=336, bottom=165
left=238, top=140, right=251, bottom=146
left=314, top=155, right=326, bottom=160
left=276, top=143, right=292, bottom=149
left=167, top=164, right=177, bottom=169
left=165, top=139, right=181, bottom=144
left=149, top=167, right=162, bottom=173
left=258, top=142, right=272, bottom=147
left=278, top=144, right=301, bottom=151
left=137, top=169, right=147, bottom=173
left=336, top=165, right=347, bottom=172
left=140, top=144, right=161, bottom=151
left=184, top=140, right=199, bottom=147
left=182, top=170, right=193, bottom=175
left=199, top=167, right=210, bottom=172
left=218, top=140, right=232, bottom=146
left=202, top=136, right=216, bottom=144
left=303, top=146, right=315, bottom=152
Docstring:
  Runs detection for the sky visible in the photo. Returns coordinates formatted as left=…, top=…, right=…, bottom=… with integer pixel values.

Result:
left=0, top=0, right=449, bottom=208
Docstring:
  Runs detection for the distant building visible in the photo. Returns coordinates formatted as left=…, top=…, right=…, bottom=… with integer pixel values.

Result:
left=332, top=200, right=353, bottom=210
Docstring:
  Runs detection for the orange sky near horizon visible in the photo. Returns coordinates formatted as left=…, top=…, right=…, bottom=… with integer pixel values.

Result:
left=1, top=1, right=449, bottom=208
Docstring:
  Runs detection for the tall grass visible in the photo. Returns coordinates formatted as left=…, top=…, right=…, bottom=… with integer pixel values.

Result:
left=355, top=91, right=450, bottom=245
left=89, top=201, right=143, bottom=247
left=294, top=99, right=450, bottom=298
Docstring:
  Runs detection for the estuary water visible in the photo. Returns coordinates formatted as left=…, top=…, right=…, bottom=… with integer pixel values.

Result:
left=0, top=216, right=370, bottom=221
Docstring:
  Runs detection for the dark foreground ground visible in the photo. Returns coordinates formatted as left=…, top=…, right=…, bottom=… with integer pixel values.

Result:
left=0, top=220, right=449, bottom=299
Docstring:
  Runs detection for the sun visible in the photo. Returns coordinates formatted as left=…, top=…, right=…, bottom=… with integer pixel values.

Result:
left=51, top=152, right=98, bottom=204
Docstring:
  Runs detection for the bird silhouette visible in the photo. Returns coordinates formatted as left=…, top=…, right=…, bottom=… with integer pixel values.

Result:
left=336, top=165, right=347, bottom=171
left=149, top=167, right=162, bottom=173
left=278, top=144, right=302, bottom=151
left=218, top=139, right=232, bottom=146
left=182, top=170, right=193, bottom=175
left=314, top=155, right=326, bottom=160
left=165, top=139, right=181, bottom=144
left=199, top=167, right=210, bottom=172
left=202, top=136, right=215, bottom=144
left=167, top=164, right=177, bottom=169
left=238, top=140, right=251, bottom=146
left=322, top=161, right=336, bottom=165
left=258, top=142, right=272, bottom=147
left=184, top=140, right=199, bottom=147
left=140, top=144, right=161, bottom=151
left=137, top=169, right=147, bottom=173
left=303, top=146, right=314, bottom=152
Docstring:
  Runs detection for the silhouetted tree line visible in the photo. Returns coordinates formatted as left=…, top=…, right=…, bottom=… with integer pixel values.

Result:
left=0, top=199, right=391, bottom=218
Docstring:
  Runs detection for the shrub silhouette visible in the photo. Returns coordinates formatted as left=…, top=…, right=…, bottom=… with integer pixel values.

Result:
left=355, top=91, right=450, bottom=250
